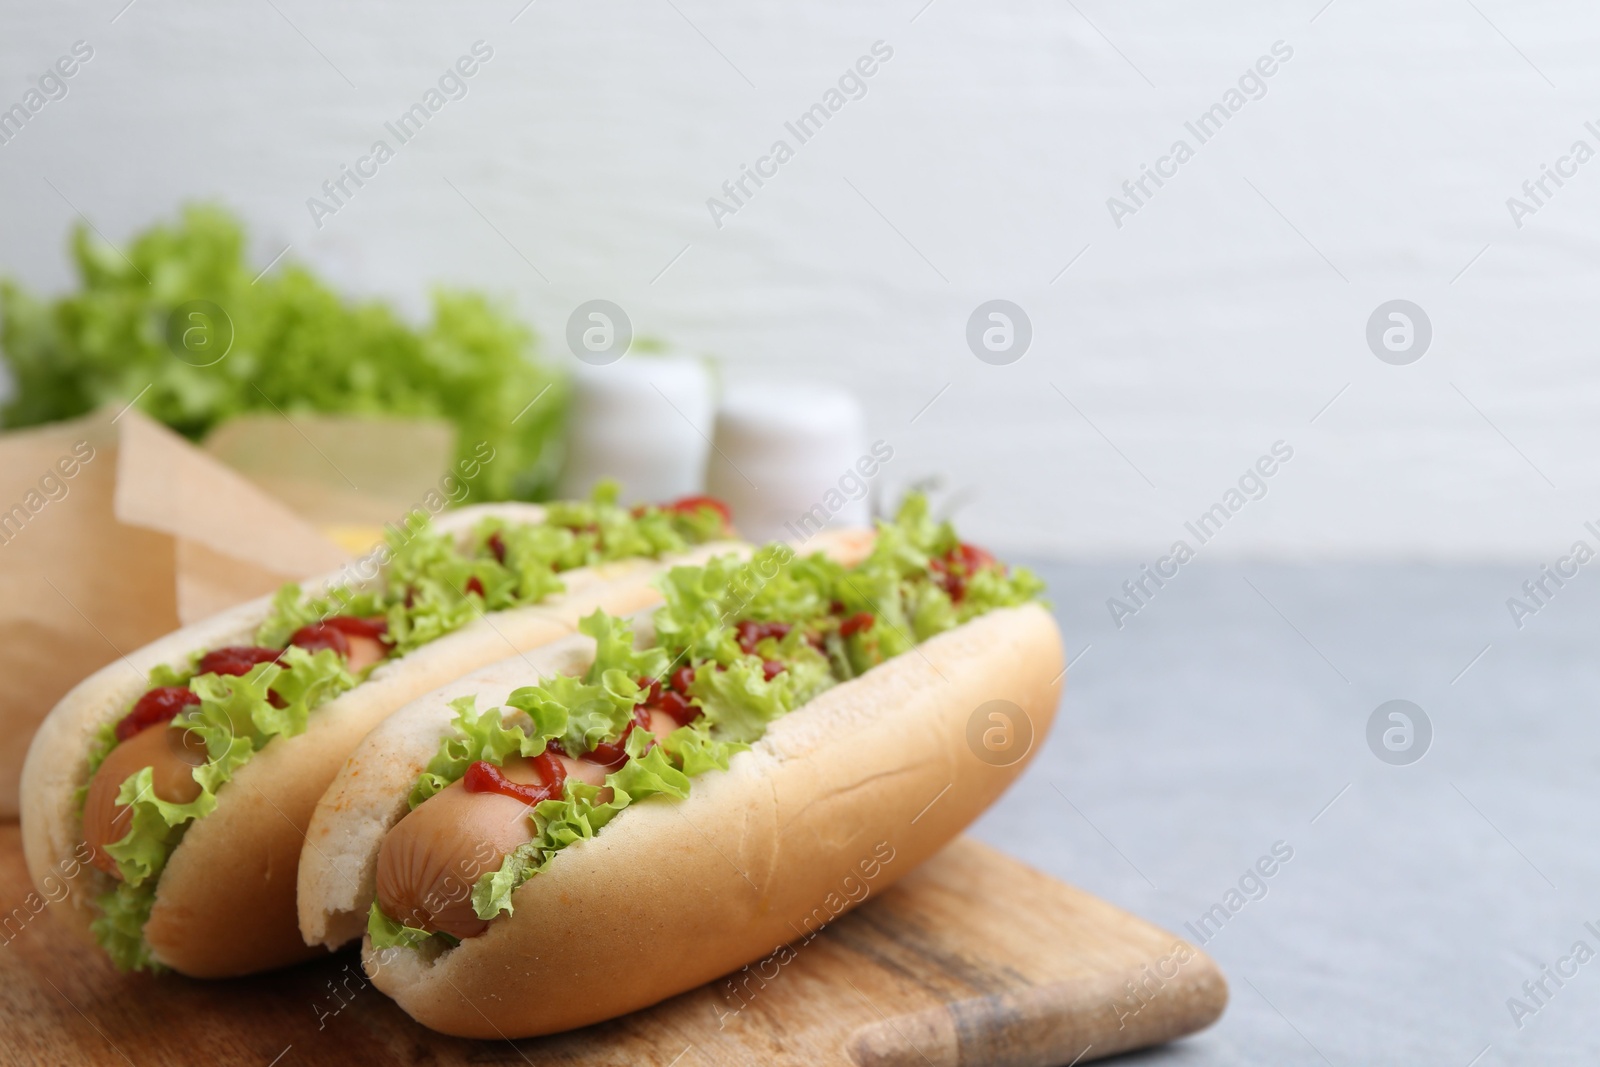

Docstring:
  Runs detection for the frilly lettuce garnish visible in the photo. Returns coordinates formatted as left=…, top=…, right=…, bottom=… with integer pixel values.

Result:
left=380, top=493, right=1045, bottom=947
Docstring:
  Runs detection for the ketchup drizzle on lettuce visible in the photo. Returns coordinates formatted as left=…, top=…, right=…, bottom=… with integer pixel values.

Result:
left=372, top=493, right=1043, bottom=950
left=83, top=485, right=730, bottom=972
left=256, top=481, right=727, bottom=656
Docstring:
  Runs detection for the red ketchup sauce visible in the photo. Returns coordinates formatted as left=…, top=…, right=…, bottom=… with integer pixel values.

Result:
left=649, top=667, right=701, bottom=726
left=839, top=612, right=875, bottom=638
left=669, top=666, right=695, bottom=694
left=643, top=674, right=701, bottom=727
left=929, top=542, right=998, bottom=603
left=119, top=615, right=392, bottom=743
left=461, top=751, right=567, bottom=805
left=288, top=615, right=389, bottom=656
left=736, top=620, right=791, bottom=654
left=632, top=494, right=733, bottom=530
left=326, top=615, right=389, bottom=640
left=114, top=686, right=200, bottom=742
left=113, top=646, right=283, bottom=736
left=197, top=646, right=282, bottom=677
left=666, top=495, right=732, bottom=528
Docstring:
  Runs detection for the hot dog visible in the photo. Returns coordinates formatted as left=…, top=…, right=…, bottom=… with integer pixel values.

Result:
left=297, top=494, right=1061, bottom=1037
left=19, top=486, right=811, bottom=977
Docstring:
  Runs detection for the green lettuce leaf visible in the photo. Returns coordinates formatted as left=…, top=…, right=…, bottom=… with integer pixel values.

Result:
left=246, top=647, right=354, bottom=738
left=688, top=655, right=812, bottom=745
left=819, top=491, right=1049, bottom=673
left=367, top=901, right=436, bottom=950
left=471, top=518, right=567, bottom=602
left=581, top=609, right=668, bottom=683
left=771, top=632, right=837, bottom=706
left=607, top=727, right=692, bottom=803
left=147, top=661, right=193, bottom=689
left=408, top=696, right=558, bottom=809
left=467, top=784, right=610, bottom=923
left=90, top=882, right=162, bottom=973
left=957, top=559, right=1047, bottom=618
left=662, top=723, right=748, bottom=777
left=469, top=732, right=691, bottom=923
left=507, top=674, right=630, bottom=759
left=469, top=840, right=546, bottom=922
left=651, top=544, right=836, bottom=669
left=498, top=612, right=660, bottom=759
left=255, top=584, right=321, bottom=649
left=407, top=612, right=661, bottom=808
left=536, top=479, right=712, bottom=566
left=103, top=766, right=212, bottom=885
left=669, top=500, right=732, bottom=544
left=380, top=523, right=505, bottom=655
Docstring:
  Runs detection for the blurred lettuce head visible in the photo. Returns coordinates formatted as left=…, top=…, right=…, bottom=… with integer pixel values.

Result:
left=0, top=203, right=567, bottom=499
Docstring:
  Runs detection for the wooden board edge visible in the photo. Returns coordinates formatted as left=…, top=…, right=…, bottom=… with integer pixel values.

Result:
left=842, top=952, right=1227, bottom=1067
left=837, top=838, right=1230, bottom=1067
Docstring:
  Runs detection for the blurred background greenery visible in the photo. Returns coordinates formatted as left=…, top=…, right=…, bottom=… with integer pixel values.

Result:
left=0, top=204, right=569, bottom=500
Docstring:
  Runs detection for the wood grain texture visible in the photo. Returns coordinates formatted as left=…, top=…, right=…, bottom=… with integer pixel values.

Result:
left=0, top=826, right=1224, bottom=1066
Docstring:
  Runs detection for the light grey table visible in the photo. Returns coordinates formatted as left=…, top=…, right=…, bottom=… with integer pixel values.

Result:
left=970, top=560, right=1599, bottom=1066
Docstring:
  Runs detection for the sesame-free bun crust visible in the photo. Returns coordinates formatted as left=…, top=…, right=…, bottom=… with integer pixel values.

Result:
left=333, top=602, right=1063, bottom=1039
left=18, top=503, right=770, bottom=977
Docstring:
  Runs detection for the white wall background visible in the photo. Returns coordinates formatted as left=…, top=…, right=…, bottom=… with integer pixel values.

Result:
left=2, top=0, right=1599, bottom=561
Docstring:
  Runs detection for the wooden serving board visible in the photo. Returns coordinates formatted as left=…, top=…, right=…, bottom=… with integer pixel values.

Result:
left=0, top=826, right=1225, bottom=1066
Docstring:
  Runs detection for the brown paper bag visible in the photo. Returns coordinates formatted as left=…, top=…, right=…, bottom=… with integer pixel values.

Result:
left=202, top=413, right=457, bottom=552
left=0, top=405, right=350, bottom=817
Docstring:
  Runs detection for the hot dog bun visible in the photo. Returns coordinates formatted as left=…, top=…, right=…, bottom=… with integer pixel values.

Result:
left=19, top=503, right=758, bottom=977
left=298, top=633, right=601, bottom=950
left=298, top=526, right=880, bottom=950
left=304, top=599, right=1063, bottom=1038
